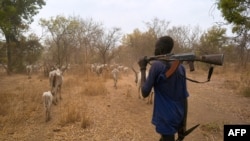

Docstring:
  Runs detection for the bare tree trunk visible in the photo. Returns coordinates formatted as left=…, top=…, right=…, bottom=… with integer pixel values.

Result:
left=5, top=35, right=12, bottom=75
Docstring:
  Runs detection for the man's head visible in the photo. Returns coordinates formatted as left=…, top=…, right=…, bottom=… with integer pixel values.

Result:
left=154, top=36, right=174, bottom=55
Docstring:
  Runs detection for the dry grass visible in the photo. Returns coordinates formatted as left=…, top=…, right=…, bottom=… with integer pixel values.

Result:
left=58, top=100, right=81, bottom=126
left=200, top=122, right=221, bottom=134
left=81, top=110, right=91, bottom=129
left=82, top=81, right=107, bottom=96
left=0, top=68, right=108, bottom=130
left=0, top=65, right=249, bottom=141
left=239, top=71, right=250, bottom=97
left=0, top=74, right=48, bottom=127
left=200, top=121, right=224, bottom=141
left=55, top=69, right=108, bottom=128
left=0, top=91, right=11, bottom=116
left=213, top=64, right=250, bottom=97
left=241, top=87, right=250, bottom=97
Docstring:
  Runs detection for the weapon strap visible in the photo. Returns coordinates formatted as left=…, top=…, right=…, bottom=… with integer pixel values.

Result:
left=181, top=66, right=214, bottom=83
left=183, top=75, right=210, bottom=83
left=165, top=60, right=180, bottom=78
left=165, top=61, right=214, bottom=83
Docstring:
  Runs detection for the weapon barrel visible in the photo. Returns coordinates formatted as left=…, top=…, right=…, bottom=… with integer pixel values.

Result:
left=146, top=53, right=224, bottom=66
left=197, top=54, right=224, bottom=66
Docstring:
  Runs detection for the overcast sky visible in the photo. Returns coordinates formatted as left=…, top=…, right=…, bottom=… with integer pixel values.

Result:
left=30, top=0, right=228, bottom=35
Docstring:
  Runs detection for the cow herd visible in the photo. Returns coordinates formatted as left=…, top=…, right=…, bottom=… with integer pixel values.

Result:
left=18, top=63, right=154, bottom=122
left=41, top=66, right=66, bottom=122
left=89, top=63, right=154, bottom=104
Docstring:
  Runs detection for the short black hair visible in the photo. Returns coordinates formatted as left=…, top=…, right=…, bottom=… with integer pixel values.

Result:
left=154, top=36, right=174, bottom=55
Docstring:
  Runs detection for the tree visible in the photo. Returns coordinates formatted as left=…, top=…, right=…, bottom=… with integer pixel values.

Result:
left=198, top=26, right=227, bottom=54
left=0, top=0, right=45, bottom=74
left=216, top=0, right=250, bottom=67
left=120, top=28, right=157, bottom=67
left=40, top=15, right=76, bottom=67
left=94, top=27, right=121, bottom=64
left=10, top=34, right=43, bottom=72
left=73, top=17, right=103, bottom=65
left=23, top=34, right=43, bottom=65
left=167, top=25, right=202, bottom=53
left=40, top=16, right=105, bottom=67
left=144, top=17, right=170, bottom=38
left=216, top=0, right=250, bottom=33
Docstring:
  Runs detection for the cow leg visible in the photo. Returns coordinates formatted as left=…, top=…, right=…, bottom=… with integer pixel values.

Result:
left=58, top=86, right=62, bottom=100
left=138, top=86, right=142, bottom=99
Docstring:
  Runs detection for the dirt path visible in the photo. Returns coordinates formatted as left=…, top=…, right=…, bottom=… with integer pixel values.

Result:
left=0, top=70, right=250, bottom=141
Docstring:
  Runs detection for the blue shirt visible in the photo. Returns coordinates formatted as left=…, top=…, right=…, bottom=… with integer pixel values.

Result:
left=141, top=60, right=189, bottom=135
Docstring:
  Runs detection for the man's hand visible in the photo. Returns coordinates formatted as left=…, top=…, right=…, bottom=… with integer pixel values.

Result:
left=138, top=56, right=148, bottom=70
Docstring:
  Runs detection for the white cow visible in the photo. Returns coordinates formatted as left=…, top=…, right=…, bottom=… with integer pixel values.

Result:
left=134, top=70, right=154, bottom=104
left=123, top=66, right=129, bottom=76
left=95, top=65, right=103, bottom=76
left=49, top=69, right=63, bottom=105
left=26, top=65, right=32, bottom=79
left=111, top=68, right=119, bottom=89
left=42, top=91, right=53, bottom=122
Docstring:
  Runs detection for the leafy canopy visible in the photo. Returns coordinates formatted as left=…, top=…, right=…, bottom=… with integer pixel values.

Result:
left=0, top=0, right=46, bottom=34
left=217, top=0, right=250, bottom=33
